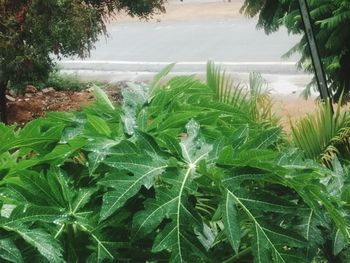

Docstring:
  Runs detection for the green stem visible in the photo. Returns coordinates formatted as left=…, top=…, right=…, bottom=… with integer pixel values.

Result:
left=78, top=224, right=114, bottom=260
left=222, top=247, right=252, bottom=263
left=54, top=224, right=65, bottom=239
left=67, top=224, right=78, bottom=262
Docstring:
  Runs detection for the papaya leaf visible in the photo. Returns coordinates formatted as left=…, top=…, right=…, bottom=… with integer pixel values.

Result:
left=225, top=189, right=306, bottom=263
left=8, top=227, right=64, bottom=263
left=0, top=238, right=23, bottom=263
left=100, top=134, right=168, bottom=220
left=133, top=120, right=213, bottom=262
left=222, top=191, right=241, bottom=254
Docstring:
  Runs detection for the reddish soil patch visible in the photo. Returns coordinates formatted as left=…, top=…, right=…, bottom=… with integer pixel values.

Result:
left=7, top=90, right=94, bottom=125
left=6, top=86, right=122, bottom=126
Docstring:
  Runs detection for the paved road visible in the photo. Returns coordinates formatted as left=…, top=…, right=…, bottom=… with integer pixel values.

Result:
left=61, top=18, right=301, bottom=73
left=59, top=1, right=314, bottom=95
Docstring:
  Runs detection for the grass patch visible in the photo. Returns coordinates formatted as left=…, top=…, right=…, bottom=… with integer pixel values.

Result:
left=36, top=72, right=88, bottom=91
left=35, top=72, right=111, bottom=91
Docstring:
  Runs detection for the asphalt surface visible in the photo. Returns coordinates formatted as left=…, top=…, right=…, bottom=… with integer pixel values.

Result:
left=60, top=18, right=301, bottom=72
left=58, top=1, right=315, bottom=96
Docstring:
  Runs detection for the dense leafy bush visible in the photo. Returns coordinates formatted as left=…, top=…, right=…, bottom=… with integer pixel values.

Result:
left=0, top=0, right=165, bottom=122
left=0, top=64, right=349, bottom=262
left=241, top=0, right=350, bottom=101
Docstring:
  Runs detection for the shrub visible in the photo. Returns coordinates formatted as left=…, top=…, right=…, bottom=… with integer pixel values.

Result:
left=0, top=0, right=166, bottom=123
left=0, top=64, right=349, bottom=262
left=241, top=0, right=350, bottom=101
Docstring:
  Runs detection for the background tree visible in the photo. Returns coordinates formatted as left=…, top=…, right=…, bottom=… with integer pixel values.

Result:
left=241, top=0, right=350, bottom=101
left=0, top=0, right=166, bottom=123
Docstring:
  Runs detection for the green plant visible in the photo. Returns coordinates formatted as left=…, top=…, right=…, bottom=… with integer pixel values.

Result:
left=241, top=0, right=350, bottom=101
left=206, top=62, right=277, bottom=126
left=34, top=72, right=111, bottom=92
left=34, top=72, right=86, bottom=91
left=291, top=100, right=350, bottom=165
left=0, top=63, right=349, bottom=262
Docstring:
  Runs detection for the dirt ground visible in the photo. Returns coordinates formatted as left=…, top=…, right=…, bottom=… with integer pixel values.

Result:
left=7, top=90, right=92, bottom=125
left=6, top=86, right=122, bottom=126
left=114, top=0, right=244, bottom=23
left=273, top=96, right=317, bottom=132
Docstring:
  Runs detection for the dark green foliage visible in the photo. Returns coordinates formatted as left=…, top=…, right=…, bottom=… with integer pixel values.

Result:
left=0, top=0, right=165, bottom=122
left=0, top=64, right=349, bottom=262
left=0, top=0, right=165, bottom=85
left=241, top=0, right=350, bottom=101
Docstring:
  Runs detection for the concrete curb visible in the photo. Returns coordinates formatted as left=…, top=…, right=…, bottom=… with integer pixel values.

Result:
left=58, top=60, right=302, bottom=75
left=59, top=68, right=314, bottom=96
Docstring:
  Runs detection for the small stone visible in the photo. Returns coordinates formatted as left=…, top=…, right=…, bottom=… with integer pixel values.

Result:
left=37, top=91, right=43, bottom=96
left=8, top=89, right=17, bottom=96
left=24, top=93, right=33, bottom=98
left=25, top=85, right=38, bottom=94
left=24, top=98, right=30, bottom=101
left=42, top=87, right=55, bottom=93
left=5, top=95, right=16, bottom=102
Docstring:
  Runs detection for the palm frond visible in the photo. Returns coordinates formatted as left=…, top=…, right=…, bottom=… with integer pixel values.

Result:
left=248, top=72, right=276, bottom=124
left=206, top=61, right=248, bottom=109
left=206, top=61, right=278, bottom=125
left=291, top=99, right=350, bottom=165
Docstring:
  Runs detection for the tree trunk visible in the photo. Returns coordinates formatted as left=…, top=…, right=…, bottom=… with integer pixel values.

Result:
left=0, top=80, right=8, bottom=124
